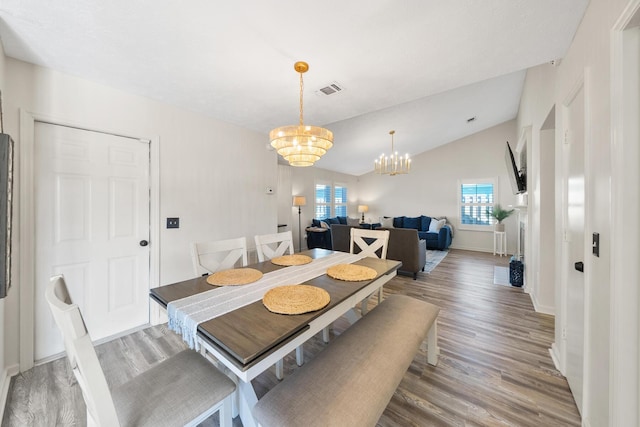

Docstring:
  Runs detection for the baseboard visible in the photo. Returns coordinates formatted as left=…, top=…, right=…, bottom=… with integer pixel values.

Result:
left=530, top=293, right=555, bottom=315
left=0, top=364, right=19, bottom=422
left=449, top=244, right=508, bottom=254
left=549, top=343, right=563, bottom=375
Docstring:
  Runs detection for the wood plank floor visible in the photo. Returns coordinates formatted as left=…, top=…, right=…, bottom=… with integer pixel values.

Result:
left=2, top=249, right=581, bottom=426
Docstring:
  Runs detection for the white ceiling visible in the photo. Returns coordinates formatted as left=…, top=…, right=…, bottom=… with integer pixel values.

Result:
left=0, top=0, right=588, bottom=176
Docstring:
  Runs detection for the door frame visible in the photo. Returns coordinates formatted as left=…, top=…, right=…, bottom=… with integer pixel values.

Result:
left=18, top=109, right=161, bottom=371
left=610, top=1, right=640, bottom=423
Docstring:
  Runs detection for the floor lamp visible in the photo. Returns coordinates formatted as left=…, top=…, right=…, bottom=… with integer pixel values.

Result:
left=293, top=196, right=307, bottom=252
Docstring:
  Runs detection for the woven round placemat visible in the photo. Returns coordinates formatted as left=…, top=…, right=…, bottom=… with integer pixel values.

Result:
left=271, top=254, right=313, bottom=266
left=262, top=285, right=330, bottom=315
left=206, top=268, right=263, bottom=286
left=326, top=264, right=377, bottom=282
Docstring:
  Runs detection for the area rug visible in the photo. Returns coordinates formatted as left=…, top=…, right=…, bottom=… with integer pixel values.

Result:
left=493, top=266, right=511, bottom=286
left=424, top=250, right=448, bottom=273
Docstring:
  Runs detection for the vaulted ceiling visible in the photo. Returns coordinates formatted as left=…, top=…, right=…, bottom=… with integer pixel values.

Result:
left=0, top=0, right=588, bottom=175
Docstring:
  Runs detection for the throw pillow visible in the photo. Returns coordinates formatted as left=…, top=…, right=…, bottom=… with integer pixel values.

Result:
left=380, top=217, right=394, bottom=228
left=429, top=218, right=446, bottom=232
left=347, top=217, right=360, bottom=226
left=320, top=221, right=330, bottom=229
left=393, top=216, right=405, bottom=228
left=404, top=216, right=421, bottom=230
left=420, top=215, right=431, bottom=232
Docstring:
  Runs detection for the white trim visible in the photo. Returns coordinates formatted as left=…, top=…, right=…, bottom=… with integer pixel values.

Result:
left=609, top=2, right=640, bottom=425
left=530, top=292, right=555, bottom=316
left=0, top=364, right=19, bottom=422
left=549, top=344, right=563, bottom=374
left=18, top=109, right=161, bottom=370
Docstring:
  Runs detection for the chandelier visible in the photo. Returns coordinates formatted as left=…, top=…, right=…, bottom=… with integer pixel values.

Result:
left=269, top=61, right=333, bottom=167
left=374, top=130, right=411, bottom=175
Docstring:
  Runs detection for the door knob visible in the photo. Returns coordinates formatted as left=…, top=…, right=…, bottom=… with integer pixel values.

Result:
left=139, top=240, right=149, bottom=247
left=574, top=261, right=584, bottom=273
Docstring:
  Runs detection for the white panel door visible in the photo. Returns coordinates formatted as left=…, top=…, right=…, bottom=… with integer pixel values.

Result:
left=565, top=87, right=585, bottom=413
left=34, top=123, right=150, bottom=360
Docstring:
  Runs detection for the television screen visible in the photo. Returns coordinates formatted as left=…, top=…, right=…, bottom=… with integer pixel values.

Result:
left=505, top=141, right=526, bottom=194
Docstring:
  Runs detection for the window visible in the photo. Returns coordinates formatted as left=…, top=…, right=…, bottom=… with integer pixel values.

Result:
left=315, top=183, right=331, bottom=219
left=458, top=178, right=496, bottom=230
left=334, top=184, right=347, bottom=217
left=315, top=182, right=348, bottom=219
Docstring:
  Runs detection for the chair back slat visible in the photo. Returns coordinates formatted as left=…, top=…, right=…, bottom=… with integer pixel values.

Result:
left=254, top=231, right=294, bottom=262
left=350, top=228, right=390, bottom=259
left=45, top=275, right=121, bottom=426
left=192, top=237, right=248, bottom=276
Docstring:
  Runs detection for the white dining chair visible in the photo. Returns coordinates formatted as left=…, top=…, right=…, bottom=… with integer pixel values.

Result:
left=350, top=227, right=390, bottom=260
left=254, top=230, right=294, bottom=262
left=191, top=236, right=248, bottom=276
left=351, top=227, right=390, bottom=313
left=254, top=230, right=301, bottom=378
left=46, top=275, right=236, bottom=427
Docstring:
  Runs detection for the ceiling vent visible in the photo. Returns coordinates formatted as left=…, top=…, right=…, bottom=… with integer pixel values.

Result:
left=316, top=82, right=345, bottom=96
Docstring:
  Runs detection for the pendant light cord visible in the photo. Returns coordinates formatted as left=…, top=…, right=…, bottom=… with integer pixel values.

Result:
left=299, top=72, right=304, bottom=126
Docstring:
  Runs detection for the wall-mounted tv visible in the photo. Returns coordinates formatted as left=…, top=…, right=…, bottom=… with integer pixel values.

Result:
left=505, top=141, right=526, bottom=194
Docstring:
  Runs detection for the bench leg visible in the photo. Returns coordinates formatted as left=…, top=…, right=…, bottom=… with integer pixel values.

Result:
left=275, top=359, right=284, bottom=380
left=427, top=321, right=440, bottom=366
left=296, top=345, right=304, bottom=366
left=360, top=294, right=370, bottom=315
left=322, top=326, right=330, bottom=343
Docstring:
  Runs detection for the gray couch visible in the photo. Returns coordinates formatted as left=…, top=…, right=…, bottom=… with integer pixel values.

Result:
left=331, top=224, right=426, bottom=279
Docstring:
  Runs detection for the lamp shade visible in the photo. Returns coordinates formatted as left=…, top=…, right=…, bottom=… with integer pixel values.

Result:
left=357, top=205, right=369, bottom=213
left=293, top=196, right=307, bottom=207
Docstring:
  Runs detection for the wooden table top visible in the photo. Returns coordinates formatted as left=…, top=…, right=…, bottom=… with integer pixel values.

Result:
left=150, top=249, right=401, bottom=370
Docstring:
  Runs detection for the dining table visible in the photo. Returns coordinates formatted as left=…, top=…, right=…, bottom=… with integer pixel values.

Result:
left=149, top=248, right=401, bottom=427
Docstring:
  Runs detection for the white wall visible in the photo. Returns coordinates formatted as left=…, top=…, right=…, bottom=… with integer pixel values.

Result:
left=517, top=0, right=636, bottom=424
left=358, top=120, right=518, bottom=253
left=288, top=165, right=359, bottom=250
left=3, top=58, right=278, bottom=369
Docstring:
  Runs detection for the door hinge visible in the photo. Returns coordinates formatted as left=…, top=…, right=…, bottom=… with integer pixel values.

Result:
left=562, top=327, right=567, bottom=339
left=564, top=129, right=571, bottom=145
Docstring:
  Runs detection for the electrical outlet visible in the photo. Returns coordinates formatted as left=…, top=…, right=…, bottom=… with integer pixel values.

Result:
left=167, top=217, right=179, bottom=229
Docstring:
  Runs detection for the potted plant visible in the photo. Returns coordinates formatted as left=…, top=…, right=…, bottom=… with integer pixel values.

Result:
left=487, top=204, right=514, bottom=232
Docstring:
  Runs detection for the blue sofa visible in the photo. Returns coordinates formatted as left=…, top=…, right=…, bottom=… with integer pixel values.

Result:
left=387, top=216, right=452, bottom=250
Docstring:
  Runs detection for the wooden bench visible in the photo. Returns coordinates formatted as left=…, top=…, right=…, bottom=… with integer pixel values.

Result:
left=252, top=294, right=440, bottom=427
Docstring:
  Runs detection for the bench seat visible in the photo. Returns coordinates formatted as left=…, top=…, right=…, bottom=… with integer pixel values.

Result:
left=252, top=294, right=440, bottom=427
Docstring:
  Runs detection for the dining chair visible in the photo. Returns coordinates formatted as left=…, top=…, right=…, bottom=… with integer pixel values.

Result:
left=254, top=230, right=300, bottom=378
left=351, top=227, right=390, bottom=311
left=191, top=236, right=248, bottom=276
left=46, top=275, right=236, bottom=427
left=350, top=227, right=390, bottom=260
left=254, top=230, right=294, bottom=262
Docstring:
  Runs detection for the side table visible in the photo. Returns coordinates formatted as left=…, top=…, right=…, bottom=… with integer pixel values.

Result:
left=493, top=231, right=507, bottom=256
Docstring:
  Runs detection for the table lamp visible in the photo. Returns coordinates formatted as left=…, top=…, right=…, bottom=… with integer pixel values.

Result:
left=357, top=205, right=369, bottom=223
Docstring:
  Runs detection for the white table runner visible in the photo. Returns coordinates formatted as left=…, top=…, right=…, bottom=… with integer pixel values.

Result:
left=168, top=252, right=366, bottom=349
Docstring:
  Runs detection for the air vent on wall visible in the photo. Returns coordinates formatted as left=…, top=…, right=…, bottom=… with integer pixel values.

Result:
left=315, top=82, right=345, bottom=96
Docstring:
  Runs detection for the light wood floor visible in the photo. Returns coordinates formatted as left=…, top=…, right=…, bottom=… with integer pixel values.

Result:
left=2, top=249, right=581, bottom=426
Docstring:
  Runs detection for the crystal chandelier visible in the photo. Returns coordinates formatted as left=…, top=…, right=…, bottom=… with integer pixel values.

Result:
left=374, top=130, right=411, bottom=175
left=269, top=62, right=333, bottom=167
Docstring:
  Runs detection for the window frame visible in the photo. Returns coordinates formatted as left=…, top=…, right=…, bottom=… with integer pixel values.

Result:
left=457, top=177, right=498, bottom=231
left=314, top=181, right=348, bottom=219
left=333, top=182, right=348, bottom=218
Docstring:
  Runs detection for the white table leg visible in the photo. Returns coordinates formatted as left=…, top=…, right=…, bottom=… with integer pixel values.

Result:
left=237, top=380, right=259, bottom=427
left=275, top=359, right=284, bottom=380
